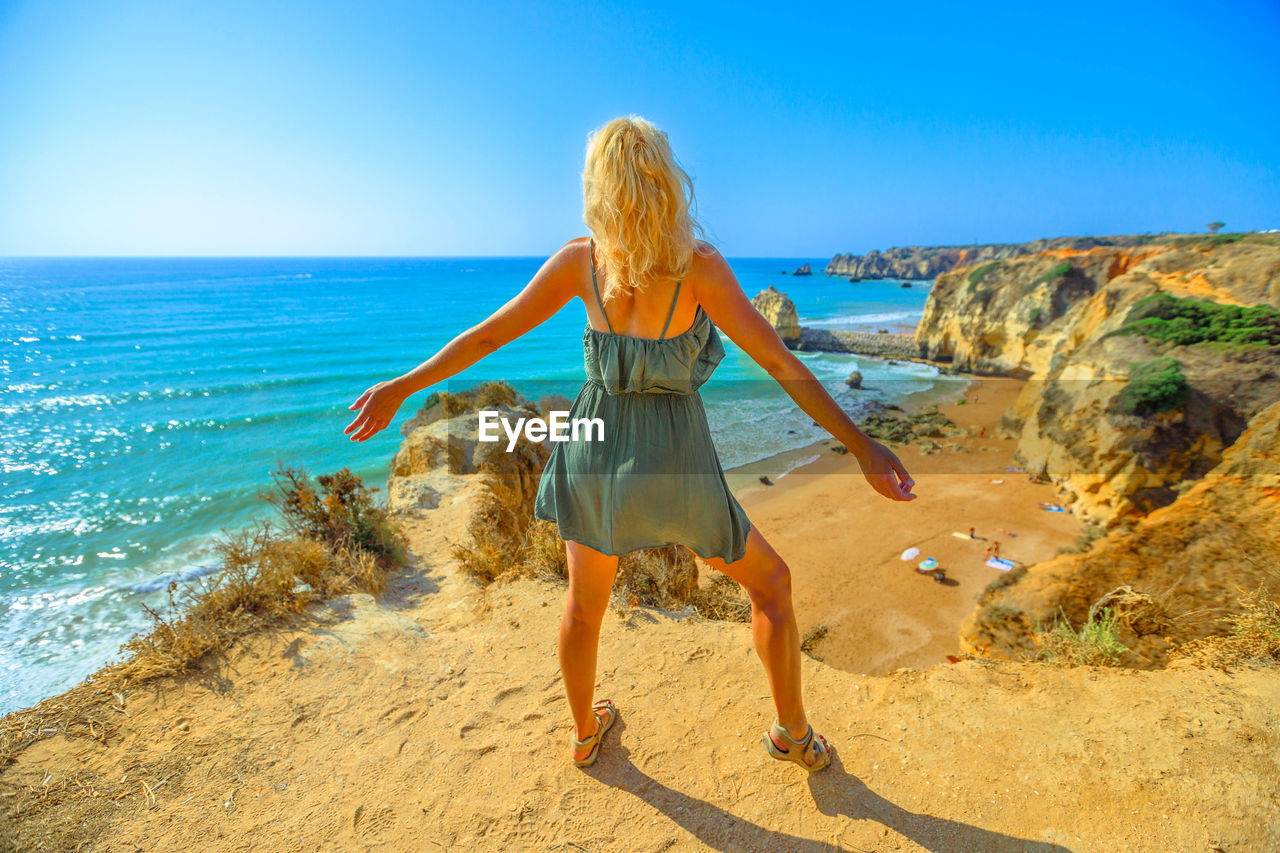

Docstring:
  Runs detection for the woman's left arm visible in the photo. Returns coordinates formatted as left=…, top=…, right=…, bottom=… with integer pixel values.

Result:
left=693, top=246, right=916, bottom=502
left=344, top=241, right=581, bottom=442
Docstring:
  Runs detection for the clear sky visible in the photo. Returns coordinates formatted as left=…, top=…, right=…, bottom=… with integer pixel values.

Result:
left=1, top=0, right=1277, bottom=257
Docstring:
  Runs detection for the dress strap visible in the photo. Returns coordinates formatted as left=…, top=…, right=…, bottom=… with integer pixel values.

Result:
left=659, top=279, right=683, bottom=339
left=588, top=238, right=615, bottom=334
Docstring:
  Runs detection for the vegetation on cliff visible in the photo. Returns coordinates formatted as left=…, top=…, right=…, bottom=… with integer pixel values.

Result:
left=1117, top=292, right=1280, bottom=347
left=1, top=465, right=409, bottom=769
left=1110, top=356, right=1189, bottom=417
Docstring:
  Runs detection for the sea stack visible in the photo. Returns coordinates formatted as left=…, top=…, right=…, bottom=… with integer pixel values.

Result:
left=750, top=285, right=801, bottom=343
left=792, top=263, right=812, bottom=276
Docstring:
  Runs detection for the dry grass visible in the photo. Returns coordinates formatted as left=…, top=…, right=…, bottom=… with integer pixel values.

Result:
left=800, top=625, right=830, bottom=660
left=0, top=464, right=408, bottom=772
left=1170, top=584, right=1280, bottom=669
left=421, top=380, right=525, bottom=420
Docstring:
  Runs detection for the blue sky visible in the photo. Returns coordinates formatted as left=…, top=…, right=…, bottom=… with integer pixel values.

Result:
left=1, top=0, right=1277, bottom=257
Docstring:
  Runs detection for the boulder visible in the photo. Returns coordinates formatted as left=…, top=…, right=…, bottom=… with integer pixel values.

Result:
left=750, top=286, right=801, bottom=343
left=845, top=370, right=863, bottom=389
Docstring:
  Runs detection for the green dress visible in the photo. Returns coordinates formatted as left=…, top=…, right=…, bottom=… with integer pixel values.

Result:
left=533, top=242, right=752, bottom=563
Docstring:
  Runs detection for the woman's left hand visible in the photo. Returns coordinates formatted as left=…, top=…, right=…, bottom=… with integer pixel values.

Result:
left=345, top=379, right=408, bottom=443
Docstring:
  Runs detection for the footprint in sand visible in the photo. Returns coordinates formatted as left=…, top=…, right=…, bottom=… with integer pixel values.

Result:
left=491, top=685, right=524, bottom=705
left=352, top=803, right=396, bottom=838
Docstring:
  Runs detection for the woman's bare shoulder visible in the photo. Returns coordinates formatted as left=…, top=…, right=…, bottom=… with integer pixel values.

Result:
left=689, top=241, right=734, bottom=290
left=539, top=237, right=591, bottom=275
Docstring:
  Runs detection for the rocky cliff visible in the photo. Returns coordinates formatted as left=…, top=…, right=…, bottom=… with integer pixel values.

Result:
left=826, top=234, right=1163, bottom=280
left=749, top=285, right=800, bottom=342
left=961, top=397, right=1280, bottom=667
left=915, top=235, right=1280, bottom=526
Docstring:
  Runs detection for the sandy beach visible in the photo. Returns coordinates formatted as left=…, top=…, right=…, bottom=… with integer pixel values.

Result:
left=727, top=376, right=1085, bottom=675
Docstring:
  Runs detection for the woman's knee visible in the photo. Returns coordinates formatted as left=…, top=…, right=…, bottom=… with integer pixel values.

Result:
left=747, top=556, right=792, bottom=606
left=563, top=583, right=612, bottom=626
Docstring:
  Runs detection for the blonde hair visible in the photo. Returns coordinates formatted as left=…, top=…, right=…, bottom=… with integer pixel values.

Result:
left=582, top=115, right=706, bottom=301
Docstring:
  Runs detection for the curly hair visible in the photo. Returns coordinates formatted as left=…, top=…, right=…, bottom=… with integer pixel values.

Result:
left=582, top=115, right=708, bottom=301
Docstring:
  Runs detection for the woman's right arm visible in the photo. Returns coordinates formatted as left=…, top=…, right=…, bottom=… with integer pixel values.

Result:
left=344, top=240, right=581, bottom=442
left=692, top=245, right=916, bottom=502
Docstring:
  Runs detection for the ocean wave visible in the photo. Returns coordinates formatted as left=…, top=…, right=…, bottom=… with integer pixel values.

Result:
left=131, top=562, right=222, bottom=593
left=0, top=372, right=377, bottom=415
left=799, top=310, right=921, bottom=328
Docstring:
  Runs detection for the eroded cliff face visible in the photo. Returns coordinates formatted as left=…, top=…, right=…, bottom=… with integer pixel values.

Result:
left=825, top=234, right=1158, bottom=280
left=916, top=238, right=1280, bottom=526
left=960, top=398, right=1280, bottom=667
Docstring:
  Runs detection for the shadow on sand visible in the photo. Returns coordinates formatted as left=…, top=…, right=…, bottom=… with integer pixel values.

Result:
left=582, top=730, right=1072, bottom=853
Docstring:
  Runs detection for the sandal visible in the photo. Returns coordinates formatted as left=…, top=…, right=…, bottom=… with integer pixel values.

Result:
left=762, top=721, right=832, bottom=772
left=569, top=699, right=618, bottom=767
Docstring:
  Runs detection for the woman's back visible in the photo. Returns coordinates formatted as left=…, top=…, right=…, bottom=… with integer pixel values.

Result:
left=581, top=236, right=704, bottom=341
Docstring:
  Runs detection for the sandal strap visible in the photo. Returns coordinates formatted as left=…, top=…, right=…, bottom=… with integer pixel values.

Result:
left=571, top=702, right=614, bottom=748
left=772, top=722, right=814, bottom=748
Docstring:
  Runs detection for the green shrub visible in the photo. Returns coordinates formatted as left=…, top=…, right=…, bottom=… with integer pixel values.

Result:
left=1111, top=357, right=1188, bottom=417
left=1057, top=523, right=1106, bottom=555
left=1035, top=262, right=1075, bottom=285
left=967, top=261, right=1002, bottom=289
left=1035, top=605, right=1127, bottom=667
left=1028, top=307, right=1045, bottom=326
left=1117, top=293, right=1280, bottom=347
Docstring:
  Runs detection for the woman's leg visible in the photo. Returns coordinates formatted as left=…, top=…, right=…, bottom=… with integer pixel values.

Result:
left=700, top=525, right=813, bottom=744
left=559, top=538, right=619, bottom=758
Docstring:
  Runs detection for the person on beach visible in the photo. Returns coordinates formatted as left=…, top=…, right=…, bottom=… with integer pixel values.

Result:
left=344, top=115, right=916, bottom=773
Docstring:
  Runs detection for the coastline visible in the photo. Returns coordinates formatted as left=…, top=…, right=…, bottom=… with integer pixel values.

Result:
left=724, top=373, right=1085, bottom=676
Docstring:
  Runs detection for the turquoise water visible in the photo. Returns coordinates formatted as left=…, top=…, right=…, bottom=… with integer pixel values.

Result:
left=0, top=256, right=954, bottom=713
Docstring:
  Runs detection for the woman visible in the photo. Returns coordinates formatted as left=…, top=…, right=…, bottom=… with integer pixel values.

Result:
left=345, top=115, right=916, bottom=773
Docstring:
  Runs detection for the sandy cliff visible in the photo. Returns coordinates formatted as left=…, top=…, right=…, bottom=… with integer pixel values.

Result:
left=826, top=235, right=1165, bottom=281
left=961, top=397, right=1280, bottom=666
left=915, top=237, right=1280, bottom=526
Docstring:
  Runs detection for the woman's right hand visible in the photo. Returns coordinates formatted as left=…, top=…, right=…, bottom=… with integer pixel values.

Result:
left=344, top=378, right=409, bottom=443
left=855, top=440, right=917, bottom=501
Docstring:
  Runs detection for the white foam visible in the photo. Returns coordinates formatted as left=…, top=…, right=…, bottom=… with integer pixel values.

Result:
left=799, top=311, right=920, bottom=328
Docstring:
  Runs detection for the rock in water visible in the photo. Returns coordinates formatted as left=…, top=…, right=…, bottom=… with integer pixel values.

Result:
left=845, top=369, right=863, bottom=389
left=792, top=263, right=812, bottom=276
left=750, top=286, right=801, bottom=343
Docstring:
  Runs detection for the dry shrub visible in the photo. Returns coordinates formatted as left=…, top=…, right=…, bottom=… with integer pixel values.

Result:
left=1170, top=584, right=1280, bottom=669
left=427, top=380, right=525, bottom=418
left=536, top=394, right=574, bottom=417
left=391, top=433, right=468, bottom=477
left=615, top=547, right=751, bottom=622
left=260, top=464, right=407, bottom=565
left=801, top=625, right=830, bottom=660
left=452, top=426, right=557, bottom=583
left=0, top=465, right=408, bottom=770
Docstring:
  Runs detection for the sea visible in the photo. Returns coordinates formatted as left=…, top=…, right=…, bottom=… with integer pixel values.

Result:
left=0, top=255, right=959, bottom=714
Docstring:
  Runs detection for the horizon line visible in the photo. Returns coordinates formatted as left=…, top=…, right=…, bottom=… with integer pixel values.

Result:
left=0, top=253, right=838, bottom=261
